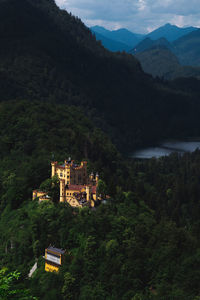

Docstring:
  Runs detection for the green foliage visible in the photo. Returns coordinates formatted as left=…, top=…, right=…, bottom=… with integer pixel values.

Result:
left=0, top=100, right=120, bottom=209
left=97, top=179, right=108, bottom=198
left=39, top=175, right=59, bottom=203
left=62, top=272, right=76, bottom=300
left=0, top=268, right=37, bottom=299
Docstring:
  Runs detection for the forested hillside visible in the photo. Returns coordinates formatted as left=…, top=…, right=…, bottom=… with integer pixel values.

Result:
left=2, top=149, right=200, bottom=299
left=131, top=29, right=200, bottom=80
left=1, top=0, right=200, bottom=151
left=135, top=47, right=200, bottom=80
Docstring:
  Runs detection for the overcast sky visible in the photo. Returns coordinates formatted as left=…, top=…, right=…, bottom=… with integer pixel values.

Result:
left=55, top=0, right=200, bottom=33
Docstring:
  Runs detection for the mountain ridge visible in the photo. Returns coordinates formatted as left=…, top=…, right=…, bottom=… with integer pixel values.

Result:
left=91, top=25, right=144, bottom=48
left=147, top=23, right=198, bottom=41
left=91, top=23, right=198, bottom=52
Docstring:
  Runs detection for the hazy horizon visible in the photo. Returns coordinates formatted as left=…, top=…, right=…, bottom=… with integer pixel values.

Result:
left=55, top=0, right=200, bottom=34
left=90, top=23, right=200, bottom=35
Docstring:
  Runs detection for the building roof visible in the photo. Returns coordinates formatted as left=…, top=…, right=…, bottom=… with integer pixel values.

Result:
left=68, top=185, right=85, bottom=191
left=47, top=246, right=65, bottom=255
left=68, top=185, right=97, bottom=194
left=91, top=186, right=97, bottom=193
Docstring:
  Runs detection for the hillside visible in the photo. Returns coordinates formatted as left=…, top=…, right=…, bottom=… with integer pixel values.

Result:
left=0, top=99, right=122, bottom=209
left=173, top=29, right=200, bottom=66
left=90, top=30, right=131, bottom=52
left=1, top=0, right=200, bottom=152
left=135, top=47, right=200, bottom=80
left=132, top=37, right=172, bottom=54
left=2, top=140, right=200, bottom=299
left=91, top=26, right=144, bottom=48
left=131, top=29, right=200, bottom=79
left=135, top=47, right=180, bottom=78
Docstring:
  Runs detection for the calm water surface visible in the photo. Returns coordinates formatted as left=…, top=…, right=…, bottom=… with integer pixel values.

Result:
left=132, top=139, right=200, bottom=159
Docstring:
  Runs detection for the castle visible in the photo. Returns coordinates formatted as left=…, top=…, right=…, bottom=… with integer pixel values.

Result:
left=33, top=158, right=101, bottom=208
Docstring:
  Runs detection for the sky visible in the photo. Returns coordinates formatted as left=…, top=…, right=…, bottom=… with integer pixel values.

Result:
left=55, top=0, right=200, bottom=33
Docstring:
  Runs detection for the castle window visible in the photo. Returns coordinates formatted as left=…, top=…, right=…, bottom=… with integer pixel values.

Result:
left=60, top=173, right=63, bottom=177
left=67, top=176, right=69, bottom=179
left=67, top=181, right=69, bottom=184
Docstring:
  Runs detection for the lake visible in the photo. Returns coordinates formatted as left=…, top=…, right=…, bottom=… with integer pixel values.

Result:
left=132, top=139, right=200, bottom=159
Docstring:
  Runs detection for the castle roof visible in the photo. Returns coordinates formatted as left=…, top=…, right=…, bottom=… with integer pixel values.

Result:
left=47, top=246, right=65, bottom=255
left=68, top=185, right=97, bottom=194
left=68, top=185, right=85, bottom=191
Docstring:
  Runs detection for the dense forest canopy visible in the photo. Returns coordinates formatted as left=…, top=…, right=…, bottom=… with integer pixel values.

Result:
left=0, top=0, right=200, bottom=299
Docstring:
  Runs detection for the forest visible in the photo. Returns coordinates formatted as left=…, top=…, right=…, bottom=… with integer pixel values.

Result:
left=1, top=0, right=200, bottom=299
left=0, top=100, right=200, bottom=299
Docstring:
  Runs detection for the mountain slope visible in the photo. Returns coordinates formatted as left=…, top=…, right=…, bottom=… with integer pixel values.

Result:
left=132, top=37, right=172, bottom=54
left=0, top=0, right=200, bottom=152
left=173, top=29, right=200, bottom=66
left=135, top=47, right=180, bottom=78
left=91, top=30, right=131, bottom=52
left=91, top=25, right=144, bottom=48
left=147, top=23, right=197, bottom=41
left=135, top=47, right=200, bottom=80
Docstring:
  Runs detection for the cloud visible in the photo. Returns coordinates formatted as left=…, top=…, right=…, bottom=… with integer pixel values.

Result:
left=55, top=0, right=200, bottom=33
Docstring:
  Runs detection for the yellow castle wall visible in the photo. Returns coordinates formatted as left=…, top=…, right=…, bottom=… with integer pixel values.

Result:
left=45, top=262, right=59, bottom=273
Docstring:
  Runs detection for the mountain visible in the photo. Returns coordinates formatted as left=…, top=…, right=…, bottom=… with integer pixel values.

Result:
left=135, top=47, right=179, bottom=78
left=1, top=0, right=200, bottom=153
left=135, top=46, right=200, bottom=80
left=147, top=23, right=198, bottom=42
left=173, top=29, right=200, bottom=66
left=91, top=24, right=198, bottom=53
left=131, top=37, right=172, bottom=54
left=91, top=30, right=131, bottom=52
left=131, top=29, right=200, bottom=79
left=91, top=25, right=144, bottom=48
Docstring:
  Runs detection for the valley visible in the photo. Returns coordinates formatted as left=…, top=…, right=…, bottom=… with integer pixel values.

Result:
left=132, top=138, right=200, bottom=158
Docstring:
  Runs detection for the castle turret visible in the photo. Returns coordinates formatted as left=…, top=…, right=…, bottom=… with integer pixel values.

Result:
left=95, top=173, right=99, bottom=184
left=90, top=172, right=94, bottom=182
left=51, top=162, right=57, bottom=177
left=86, top=186, right=91, bottom=202
left=81, top=161, right=87, bottom=167
left=60, top=180, right=65, bottom=202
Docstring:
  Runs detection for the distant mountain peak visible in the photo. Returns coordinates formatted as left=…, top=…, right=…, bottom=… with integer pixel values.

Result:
left=147, top=23, right=197, bottom=42
left=163, top=23, right=176, bottom=27
left=91, top=26, right=144, bottom=48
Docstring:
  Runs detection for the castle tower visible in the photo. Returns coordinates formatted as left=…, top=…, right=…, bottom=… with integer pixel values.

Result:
left=86, top=186, right=91, bottom=202
left=51, top=162, right=57, bottom=177
left=90, top=172, right=94, bottom=182
left=60, top=180, right=65, bottom=202
left=95, top=173, right=99, bottom=184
